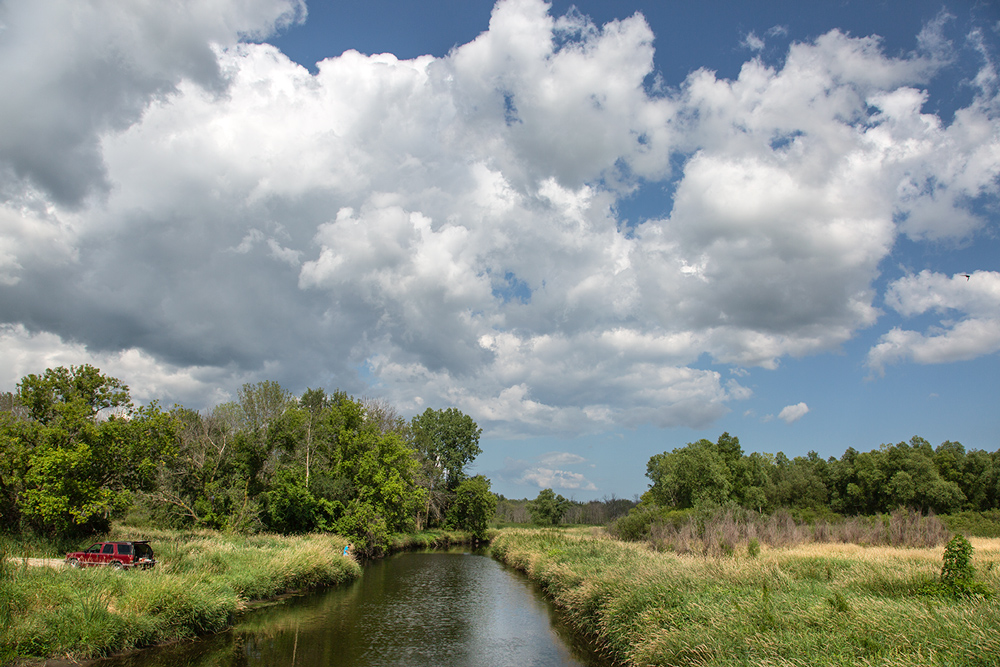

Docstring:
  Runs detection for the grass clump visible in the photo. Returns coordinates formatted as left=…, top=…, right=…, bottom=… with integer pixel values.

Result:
left=0, top=526, right=359, bottom=663
left=492, top=527, right=1000, bottom=666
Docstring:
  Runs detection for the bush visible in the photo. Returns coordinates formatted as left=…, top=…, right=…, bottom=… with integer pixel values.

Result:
left=914, top=534, right=994, bottom=599
left=607, top=505, right=693, bottom=542
left=335, top=502, right=390, bottom=557
left=941, top=534, right=975, bottom=587
left=940, top=510, right=1000, bottom=538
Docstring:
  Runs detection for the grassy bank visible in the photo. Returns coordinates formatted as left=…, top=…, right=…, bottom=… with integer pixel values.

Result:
left=388, top=527, right=496, bottom=552
left=0, top=526, right=360, bottom=664
left=491, top=527, right=1000, bottom=666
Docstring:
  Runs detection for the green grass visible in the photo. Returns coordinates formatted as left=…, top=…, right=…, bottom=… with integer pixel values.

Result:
left=388, top=527, right=493, bottom=551
left=0, top=526, right=360, bottom=664
left=491, top=527, right=1000, bottom=666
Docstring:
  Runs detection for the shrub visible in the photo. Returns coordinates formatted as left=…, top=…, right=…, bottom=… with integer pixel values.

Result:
left=916, top=534, right=995, bottom=599
left=941, top=534, right=975, bottom=587
left=940, top=510, right=1000, bottom=538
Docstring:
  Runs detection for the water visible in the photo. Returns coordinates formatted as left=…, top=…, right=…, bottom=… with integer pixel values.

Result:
left=94, top=549, right=610, bottom=667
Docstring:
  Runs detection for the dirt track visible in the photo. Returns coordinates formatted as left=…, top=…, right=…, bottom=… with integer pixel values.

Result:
left=6, top=557, right=66, bottom=568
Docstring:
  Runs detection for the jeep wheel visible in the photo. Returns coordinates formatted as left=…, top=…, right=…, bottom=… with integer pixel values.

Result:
left=68, top=559, right=80, bottom=569
left=111, top=561, right=124, bottom=570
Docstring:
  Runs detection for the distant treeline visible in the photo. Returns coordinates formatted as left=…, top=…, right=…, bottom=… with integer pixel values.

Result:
left=644, top=432, right=1000, bottom=516
left=0, top=365, right=495, bottom=554
left=496, top=494, right=637, bottom=525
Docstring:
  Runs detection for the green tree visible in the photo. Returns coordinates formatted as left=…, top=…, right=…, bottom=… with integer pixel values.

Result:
left=318, top=395, right=427, bottom=553
left=528, top=488, right=571, bottom=525
left=410, top=407, right=482, bottom=527
left=446, top=475, right=497, bottom=539
left=646, top=438, right=732, bottom=509
left=3, top=366, right=177, bottom=536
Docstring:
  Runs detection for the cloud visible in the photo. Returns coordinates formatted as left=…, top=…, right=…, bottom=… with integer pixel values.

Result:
left=778, top=402, right=810, bottom=423
left=742, top=32, right=765, bottom=51
left=538, top=451, right=588, bottom=466
left=0, top=0, right=305, bottom=206
left=1, top=0, right=998, bottom=438
left=0, top=323, right=242, bottom=407
left=501, top=452, right=598, bottom=492
left=867, top=271, right=1000, bottom=373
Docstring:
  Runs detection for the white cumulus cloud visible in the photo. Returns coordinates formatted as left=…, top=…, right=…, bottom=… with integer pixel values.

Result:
left=867, top=271, right=1000, bottom=373
left=0, top=0, right=998, bottom=439
left=778, top=402, right=810, bottom=423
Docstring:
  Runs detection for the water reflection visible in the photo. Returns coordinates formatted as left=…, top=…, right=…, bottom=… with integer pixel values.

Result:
left=94, top=550, right=609, bottom=667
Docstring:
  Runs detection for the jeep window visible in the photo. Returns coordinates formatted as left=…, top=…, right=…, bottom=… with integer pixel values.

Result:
left=118, top=543, right=133, bottom=556
left=86, top=544, right=101, bottom=553
left=102, top=544, right=114, bottom=555
left=135, top=544, right=153, bottom=559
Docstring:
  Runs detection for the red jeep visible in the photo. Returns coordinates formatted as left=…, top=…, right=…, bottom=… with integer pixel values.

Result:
left=65, top=541, right=156, bottom=570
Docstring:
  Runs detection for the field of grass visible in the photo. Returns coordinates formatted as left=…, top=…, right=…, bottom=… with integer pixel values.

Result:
left=491, top=527, right=1000, bottom=667
left=0, top=526, right=360, bottom=664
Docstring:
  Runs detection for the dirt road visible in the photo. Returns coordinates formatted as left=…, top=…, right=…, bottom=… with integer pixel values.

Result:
left=6, top=557, right=66, bottom=568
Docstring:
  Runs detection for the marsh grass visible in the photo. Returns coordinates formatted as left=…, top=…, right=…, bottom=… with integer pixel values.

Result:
left=623, top=508, right=953, bottom=557
left=492, top=528, right=1000, bottom=667
left=0, top=527, right=359, bottom=663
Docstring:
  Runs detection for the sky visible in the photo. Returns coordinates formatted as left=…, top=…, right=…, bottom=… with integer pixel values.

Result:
left=1, top=0, right=999, bottom=501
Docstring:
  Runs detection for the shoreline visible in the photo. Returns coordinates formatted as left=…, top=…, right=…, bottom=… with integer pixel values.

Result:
left=1, top=527, right=486, bottom=667
left=489, top=527, right=1000, bottom=667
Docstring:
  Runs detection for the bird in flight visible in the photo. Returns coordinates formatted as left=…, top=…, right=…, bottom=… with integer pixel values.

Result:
left=960, top=273, right=971, bottom=280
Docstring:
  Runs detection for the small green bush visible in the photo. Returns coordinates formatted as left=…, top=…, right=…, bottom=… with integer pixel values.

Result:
left=918, top=534, right=994, bottom=599
left=941, top=534, right=975, bottom=587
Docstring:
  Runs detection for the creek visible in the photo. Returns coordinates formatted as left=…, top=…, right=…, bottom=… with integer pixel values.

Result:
left=92, top=548, right=611, bottom=667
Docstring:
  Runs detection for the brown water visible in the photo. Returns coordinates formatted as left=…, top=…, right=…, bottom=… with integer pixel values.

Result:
left=93, top=549, right=611, bottom=667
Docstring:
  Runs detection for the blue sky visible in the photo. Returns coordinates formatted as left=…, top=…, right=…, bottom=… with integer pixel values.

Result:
left=1, top=0, right=999, bottom=500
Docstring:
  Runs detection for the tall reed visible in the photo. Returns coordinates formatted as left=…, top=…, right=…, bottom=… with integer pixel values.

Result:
left=611, top=507, right=952, bottom=556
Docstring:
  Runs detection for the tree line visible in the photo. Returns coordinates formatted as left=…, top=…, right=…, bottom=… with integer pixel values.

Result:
left=0, top=365, right=495, bottom=554
left=496, top=492, right=637, bottom=526
left=645, top=432, right=1000, bottom=516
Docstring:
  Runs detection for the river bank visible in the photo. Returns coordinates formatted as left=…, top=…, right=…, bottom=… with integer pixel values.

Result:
left=490, top=527, right=1000, bottom=666
left=0, top=526, right=359, bottom=665
left=0, top=524, right=491, bottom=665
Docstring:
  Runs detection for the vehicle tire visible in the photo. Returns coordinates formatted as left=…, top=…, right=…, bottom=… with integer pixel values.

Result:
left=68, top=559, right=80, bottom=569
left=111, top=561, right=124, bottom=570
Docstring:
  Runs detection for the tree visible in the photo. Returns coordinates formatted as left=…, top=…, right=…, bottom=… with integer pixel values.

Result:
left=16, top=365, right=130, bottom=426
left=410, top=407, right=482, bottom=527
left=528, top=488, right=571, bottom=525
left=646, top=438, right=732, bottom=509
left=447, top=475, right=496, bottom=540
left=410, top=408, right=482, bottom=490
left=3, top=366, right=177, bottom=536
left=317, top=395, right=427, bottom=554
